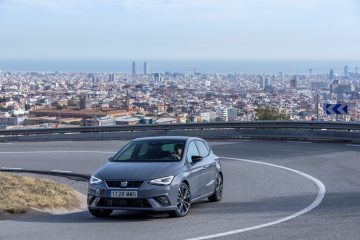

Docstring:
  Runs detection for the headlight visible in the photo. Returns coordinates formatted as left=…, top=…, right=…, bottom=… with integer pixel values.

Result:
left=149, top=176, right=174, bottom=186
left=90, top=175, right=102, bottom=184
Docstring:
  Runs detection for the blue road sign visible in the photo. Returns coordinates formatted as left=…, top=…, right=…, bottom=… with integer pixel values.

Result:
left=324, top=104, right=348, bottom=115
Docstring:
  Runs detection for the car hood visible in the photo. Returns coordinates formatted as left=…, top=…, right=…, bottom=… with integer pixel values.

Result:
left=94, top=161, right=183, bottom=181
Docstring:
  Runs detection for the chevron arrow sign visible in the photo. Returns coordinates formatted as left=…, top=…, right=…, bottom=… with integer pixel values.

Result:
left=324, top=104, right=348, bottom=115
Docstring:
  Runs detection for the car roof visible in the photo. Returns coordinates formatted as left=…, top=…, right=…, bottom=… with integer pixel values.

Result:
left=132, top=136, right=204, bottom=142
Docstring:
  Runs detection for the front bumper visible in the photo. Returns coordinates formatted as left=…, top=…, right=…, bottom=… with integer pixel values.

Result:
left=87, top=181, right=178, bottom=212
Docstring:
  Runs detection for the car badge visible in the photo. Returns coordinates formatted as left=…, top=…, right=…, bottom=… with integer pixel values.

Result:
left=121, top=181, right=128, bottom=188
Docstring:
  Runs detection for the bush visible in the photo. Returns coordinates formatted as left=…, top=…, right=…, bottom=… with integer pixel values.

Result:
left=255, top=105, right=289, bottom=120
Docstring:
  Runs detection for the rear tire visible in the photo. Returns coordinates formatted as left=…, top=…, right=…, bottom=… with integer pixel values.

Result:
left=208, top=173, right=223, bottom=202
left=89, top=208, right=113, bottom=218
left=169, top=183, right=191, bottom=217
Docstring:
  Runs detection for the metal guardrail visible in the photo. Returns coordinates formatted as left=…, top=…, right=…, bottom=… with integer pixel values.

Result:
left=1, top=121, right=360, bottom=136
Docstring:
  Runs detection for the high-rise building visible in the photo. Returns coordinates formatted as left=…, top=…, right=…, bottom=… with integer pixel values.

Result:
left=132, top=61, right=136, bottom=75
left=330, top=80, right=339, bottom=94
left=79, top=95, right=92, bottom=110
left=153, top=73, right=160, bottom=82
left=290, top=76, right=297, bottom=88
left=222, top=107, right=238, bottom=122
left=259, top=76, right=264, bottom=89
left=144, top=62, right=148, bottom=75
left=108, top=73, right=115, bottom=81
left=329, top=69, right=334, bottom=80
left=265, top=77, right=271, bottom=89
left=344, top=65, right=349, bottom=76
left=309, top=68, right=313, bottom=75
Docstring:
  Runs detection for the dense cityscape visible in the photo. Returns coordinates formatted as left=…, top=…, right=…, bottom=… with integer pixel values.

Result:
left=0, top=62, right=359, bottom=129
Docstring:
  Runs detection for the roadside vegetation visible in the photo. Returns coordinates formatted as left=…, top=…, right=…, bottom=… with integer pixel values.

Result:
left=255, top=105, right=290, bottom=120
left=0, top=173, right=79, bottom=214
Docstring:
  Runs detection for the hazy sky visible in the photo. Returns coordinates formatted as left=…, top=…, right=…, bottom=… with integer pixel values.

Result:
left=0, top=0, right=359, bottom=60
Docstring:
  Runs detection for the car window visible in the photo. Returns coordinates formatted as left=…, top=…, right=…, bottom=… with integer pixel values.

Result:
left=138, top=143, right=149, bottom=157
left=114, top=143, right=136, bottom=161
left=112, top=140, right=186, bottom=162
left=162, top=143, right=174, bottom=152
left=187, top=141, right=200, bottom=163
left=195, top=141, right=210, bottom=157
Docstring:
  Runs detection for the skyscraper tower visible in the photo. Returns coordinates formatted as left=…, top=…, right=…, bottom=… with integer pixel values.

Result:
left=329, top=69, right=334, bottom=80
left=132, top=61, right=136, bottom=75
left=79, top=94, right=92, bottom=110
left=144, top=62, right=148, bottom=75
left=153, top=73, right=160, bottom=82
left=259, top=76, right=264, bottom=89
left=309, top=68, right=312, bottom=75
left=108, top=73, right=115, bottom=81
left=264, top=77, right=271, bottom=89
left=344, top=65, right=349, bottom=76
left=290, top=76, right=297, bottom=88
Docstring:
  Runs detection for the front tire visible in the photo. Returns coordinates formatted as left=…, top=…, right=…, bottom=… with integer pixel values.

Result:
left=208, top=173, right=223, bottom=202
left=169, top=183, right=191, bottom=217
left=89, top=208, right=113, bottom=218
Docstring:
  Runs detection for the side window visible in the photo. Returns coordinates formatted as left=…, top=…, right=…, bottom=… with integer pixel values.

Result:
left=195, top=141, right=210, bottom=158
left=186, top=141, right=200, bottom=163
left=162, top=144, right=174, bottom=152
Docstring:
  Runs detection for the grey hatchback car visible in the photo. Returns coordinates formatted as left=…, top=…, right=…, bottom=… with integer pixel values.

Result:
left=88, top=136, right=223, bottom=217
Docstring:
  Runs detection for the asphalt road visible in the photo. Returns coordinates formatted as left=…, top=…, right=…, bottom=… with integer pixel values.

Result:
left=0, top=140, right=359, bottom=240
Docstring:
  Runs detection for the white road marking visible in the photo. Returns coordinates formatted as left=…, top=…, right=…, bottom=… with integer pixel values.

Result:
left=1, top=167, right=23, bottom=170
left=346, top=144, right=360, bottom=147
left=187, top=157, right=326, bottom=240
left=0, top=151, right=117, bottom=154
left=50, top=170, right=72, bottom=173
left=287, top=141, right=312, bottom=144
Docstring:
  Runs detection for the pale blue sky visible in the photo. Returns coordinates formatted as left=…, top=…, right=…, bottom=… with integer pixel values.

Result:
left=0, top=0, right=359, bottom=60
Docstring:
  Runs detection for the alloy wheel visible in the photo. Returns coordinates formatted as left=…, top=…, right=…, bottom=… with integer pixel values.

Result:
left=176, top=184, right=191, bottom=214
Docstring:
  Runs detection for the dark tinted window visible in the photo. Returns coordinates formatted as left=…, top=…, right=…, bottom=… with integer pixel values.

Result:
left=112, top=140, right=186, bottom=162
left=187, top=141, right=200, bottom=163
left=195, top=141, right=210, bottom=157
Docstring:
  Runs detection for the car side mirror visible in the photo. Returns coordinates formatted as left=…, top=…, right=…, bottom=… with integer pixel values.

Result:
left=191, top=155, right=203, bottom=163
left=108, top=156, right=114, bottom=161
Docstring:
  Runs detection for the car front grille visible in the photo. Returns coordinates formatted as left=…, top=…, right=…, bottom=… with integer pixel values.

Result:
left=97, top=198, right=151, bottom=208
left=106, top=180, right=144, bottom=188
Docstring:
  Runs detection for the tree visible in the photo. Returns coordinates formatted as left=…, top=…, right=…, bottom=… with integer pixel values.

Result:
left=255, top=105, right=290, bottom=120
left=0, top=106, right=8, bottom=112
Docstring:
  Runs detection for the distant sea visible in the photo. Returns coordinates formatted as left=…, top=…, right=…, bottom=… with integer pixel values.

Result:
left=0, top=60, right=359, bottom=75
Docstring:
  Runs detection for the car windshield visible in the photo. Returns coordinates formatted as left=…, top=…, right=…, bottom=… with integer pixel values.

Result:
left=111, top=140, right=186, bottom=162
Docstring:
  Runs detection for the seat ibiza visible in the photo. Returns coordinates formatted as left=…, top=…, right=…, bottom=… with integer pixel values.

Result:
left=88, top=136, right=223, bottom=217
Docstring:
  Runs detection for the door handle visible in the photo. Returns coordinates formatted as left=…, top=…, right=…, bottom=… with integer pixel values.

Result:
left=202, top=165, right=208, bottom=170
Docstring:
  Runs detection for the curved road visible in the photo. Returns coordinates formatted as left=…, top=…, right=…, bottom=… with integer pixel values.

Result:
left=0, top=140, right=359, bottom=240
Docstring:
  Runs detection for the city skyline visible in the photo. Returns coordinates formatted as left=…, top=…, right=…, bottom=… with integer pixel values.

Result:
left=0, top=0, right=360, bottom=60
left=0, top=59, right=359, bottom=75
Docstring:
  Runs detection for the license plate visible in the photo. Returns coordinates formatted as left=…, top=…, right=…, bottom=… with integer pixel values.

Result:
left=111, top=191, right=138, bottom=198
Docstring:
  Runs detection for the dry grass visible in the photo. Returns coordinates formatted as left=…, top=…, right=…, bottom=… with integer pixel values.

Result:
left=0, top=172, right=79, bottom=214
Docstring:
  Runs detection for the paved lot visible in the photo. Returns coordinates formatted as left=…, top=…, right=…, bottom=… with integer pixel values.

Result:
left=0, top=140, right=359, bottom=240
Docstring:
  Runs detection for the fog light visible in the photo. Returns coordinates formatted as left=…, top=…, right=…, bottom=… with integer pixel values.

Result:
left=156, top=196, right=170, bottom=206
